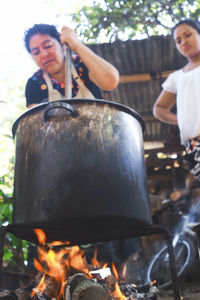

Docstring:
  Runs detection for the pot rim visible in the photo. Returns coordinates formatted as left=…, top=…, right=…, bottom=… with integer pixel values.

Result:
left=12, top=98, right=145, bottom=137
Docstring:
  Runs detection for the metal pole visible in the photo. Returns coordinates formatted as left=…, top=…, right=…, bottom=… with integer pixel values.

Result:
left=162, top=227, right=182, bottom=300
left=127, top=225, right=182, bottom=300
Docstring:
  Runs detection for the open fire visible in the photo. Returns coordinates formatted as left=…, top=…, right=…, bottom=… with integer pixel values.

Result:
left=27, top=229, right=158, bottom=300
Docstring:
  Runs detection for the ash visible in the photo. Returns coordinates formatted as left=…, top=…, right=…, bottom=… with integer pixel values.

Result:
left=119, top=282, right=158, bottom=299
left=99, top=276, right=159, bottom=299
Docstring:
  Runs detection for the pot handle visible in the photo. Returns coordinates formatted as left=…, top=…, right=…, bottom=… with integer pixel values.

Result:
left=44, top=101, right=78, bottom=121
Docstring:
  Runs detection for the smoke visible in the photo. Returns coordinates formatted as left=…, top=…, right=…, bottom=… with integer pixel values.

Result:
left=178, top=198, right=200, bottom=237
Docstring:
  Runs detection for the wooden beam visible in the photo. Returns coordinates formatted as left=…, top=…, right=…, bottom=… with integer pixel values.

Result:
left=144, top=145, right=184, bottom=155
left=146, top=157, right=175, bottom=168
left=119, top=70, right=173, bottom=84
left=147, top=173, right=173, bottom=182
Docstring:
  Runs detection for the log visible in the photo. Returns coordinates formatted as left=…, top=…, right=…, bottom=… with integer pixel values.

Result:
left=0, top=271, right=159, bottom=299
left=0, top=277, right=111, bottom=300
left=119, top=70, right=173, bottom=84
left=0, top=290, right=31, bottom=300
left=0, top=276, right=159, bottom=300
left=66, top=273, right=112, bottom=300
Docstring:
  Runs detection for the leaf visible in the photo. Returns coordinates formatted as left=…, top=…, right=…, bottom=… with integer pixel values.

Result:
left=3, top=248, right=14, bottom=261
left=72, top=0, right=200, bottom=43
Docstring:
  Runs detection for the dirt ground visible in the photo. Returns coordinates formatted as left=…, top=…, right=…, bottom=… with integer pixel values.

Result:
left=159, top=281, right=200, bottom=300
left=149, top=261, right=200, bottom=299
left=126, top=246, right=200, bottom=300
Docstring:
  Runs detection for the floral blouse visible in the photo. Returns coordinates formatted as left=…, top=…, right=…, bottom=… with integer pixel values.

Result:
left=25, top=55, right=101, bottom=107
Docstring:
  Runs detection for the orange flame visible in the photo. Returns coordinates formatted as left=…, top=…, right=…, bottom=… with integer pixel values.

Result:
left=31, top=273, right=46, bottom=297
left=32, top=229, right=127, bottom=299
left=34, top=229, right=46, bottom=245
left=112, top=262, right=119, bottom=280
left=112, top=282, right=127, bottom=299
left=32, top=229, right=102, bottom=299
left=111, top=263, right=128, bottom=299
left=32, top=230, right=68, bottom=299
left=66, top=245, right=91, bottom=277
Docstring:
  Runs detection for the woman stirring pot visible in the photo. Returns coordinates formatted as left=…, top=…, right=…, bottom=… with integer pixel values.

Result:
left=24, top=24, right=119, bottom=107
left=24, top=23, right=141, bottom=281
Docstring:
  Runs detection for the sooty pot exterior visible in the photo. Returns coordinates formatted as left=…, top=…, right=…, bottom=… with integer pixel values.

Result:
left=11, top=99, right=152, bottom=244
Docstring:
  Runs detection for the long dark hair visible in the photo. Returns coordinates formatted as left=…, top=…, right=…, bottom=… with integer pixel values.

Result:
left=24, top=24, right=61, bottom=53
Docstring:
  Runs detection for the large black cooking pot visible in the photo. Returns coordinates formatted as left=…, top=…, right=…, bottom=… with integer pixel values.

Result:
left=10, top=99, right=152, bottom=245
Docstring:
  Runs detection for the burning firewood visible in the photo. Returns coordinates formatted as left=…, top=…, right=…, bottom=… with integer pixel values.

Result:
left=0, top=290, right=32, bottom=300
left=0, top=272, right=158, bottom=300
left=0, top=229, right=158, bottom=300
left=31, top=273, right=107, bottom=299
left=65, top=273, right=112, bottom=299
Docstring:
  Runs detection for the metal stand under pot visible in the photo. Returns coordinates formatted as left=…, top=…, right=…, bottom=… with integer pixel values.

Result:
left=193, top=223, right=200, bottom=260
left=0, top=223, right=182, bottom=300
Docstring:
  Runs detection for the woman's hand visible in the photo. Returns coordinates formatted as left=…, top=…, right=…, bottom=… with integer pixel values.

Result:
left=60, top=25, right=119, bottom=91
left=60, top=26, right=82, bottom=53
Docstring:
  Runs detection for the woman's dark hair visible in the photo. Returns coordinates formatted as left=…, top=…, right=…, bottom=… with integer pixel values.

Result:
left=172, top=19, right=200, bottom=35
left=24, top=24, right=61, bottom=53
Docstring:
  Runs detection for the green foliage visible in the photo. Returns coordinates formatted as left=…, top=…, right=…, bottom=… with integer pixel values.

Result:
left=0, top=78, right=29, bottom=272
left=0, top=145, right=29, bottom=271
left=72, top=0, right=200, bottom=42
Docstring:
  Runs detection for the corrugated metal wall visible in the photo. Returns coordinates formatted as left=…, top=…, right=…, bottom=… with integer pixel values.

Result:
left=89, top=35, right=187, bottom=146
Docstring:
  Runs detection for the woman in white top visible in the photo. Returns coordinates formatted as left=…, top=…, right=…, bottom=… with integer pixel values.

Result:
left=153, top=19, right=200, bottom=182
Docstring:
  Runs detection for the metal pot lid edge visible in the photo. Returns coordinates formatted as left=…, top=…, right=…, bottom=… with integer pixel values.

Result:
left=12, top=98, right=145, bottom=137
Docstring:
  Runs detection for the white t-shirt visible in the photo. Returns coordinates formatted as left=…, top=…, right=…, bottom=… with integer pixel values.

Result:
left=162, top=66, right=200, bottom=144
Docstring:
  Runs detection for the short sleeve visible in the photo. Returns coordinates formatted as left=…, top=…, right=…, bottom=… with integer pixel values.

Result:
left=25, top=77, right=48, bottom=107
left=162, top=71, right=180, bottom=94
